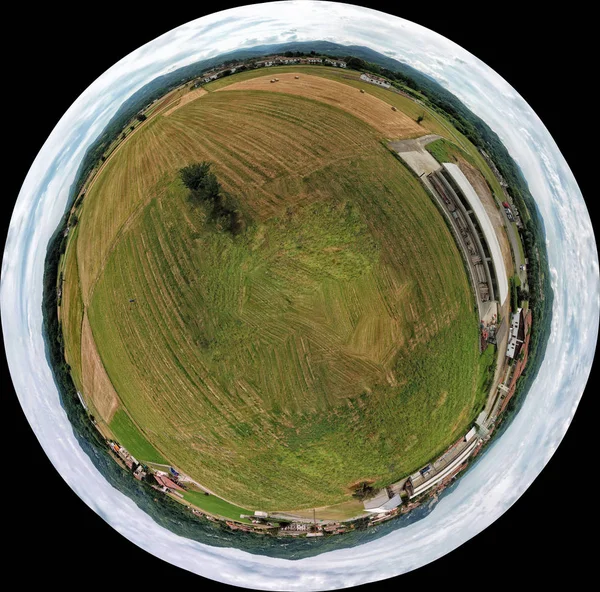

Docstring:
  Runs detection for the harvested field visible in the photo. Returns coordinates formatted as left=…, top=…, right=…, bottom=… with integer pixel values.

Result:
left=63, top=85, right=490, bottom=511
left=80, top=312, right=119, bottom=422
left=217, top=73, right=423, bottom=138
left=163, top=87, right=208, bottom=117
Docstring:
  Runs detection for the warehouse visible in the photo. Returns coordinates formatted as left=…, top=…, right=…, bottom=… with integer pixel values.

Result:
left=442, top=163, right=509, bottom=306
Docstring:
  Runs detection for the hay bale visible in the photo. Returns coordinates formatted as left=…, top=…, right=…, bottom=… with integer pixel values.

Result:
left=360, top=89, right=365, bottom=93
left=391, top=106, right=397, bottom=111
left=295, top=75, right=300, bottom=79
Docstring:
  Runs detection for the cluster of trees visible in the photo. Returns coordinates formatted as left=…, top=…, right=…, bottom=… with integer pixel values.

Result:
left=180, top=162, right=245, bottom=235
left=282, top=50, right=318, bottom=57
left=510, top=276, right=519, bottom=312
left=351, top=481, right=376, bottom=501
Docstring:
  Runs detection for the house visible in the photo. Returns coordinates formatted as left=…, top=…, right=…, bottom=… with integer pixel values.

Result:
left=360, top=73, right=391, bottom=88
left=254, top=511, right=269, bottom=518
left=306, top=57, right=322, bottom=64
left=274, top=56, right=299, bottom=64
left=324, top=58, right=347, bottom=68
left=154, top=474, right=185, bottom=491
left=202, top=71, right=219, bottom=82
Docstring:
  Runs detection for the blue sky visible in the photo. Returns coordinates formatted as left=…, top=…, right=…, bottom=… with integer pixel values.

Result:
left=1, top=2, right=598, bottom=589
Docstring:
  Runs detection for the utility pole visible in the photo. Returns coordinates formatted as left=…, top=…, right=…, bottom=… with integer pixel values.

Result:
left=313, top=508, right=316, bottom=524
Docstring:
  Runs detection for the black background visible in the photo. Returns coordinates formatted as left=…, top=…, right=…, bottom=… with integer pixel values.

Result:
left=2, top=1, right=596, bottom=589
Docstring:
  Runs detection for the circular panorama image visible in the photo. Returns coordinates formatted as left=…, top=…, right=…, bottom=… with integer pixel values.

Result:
left=2, top=2, right=598, bottom=589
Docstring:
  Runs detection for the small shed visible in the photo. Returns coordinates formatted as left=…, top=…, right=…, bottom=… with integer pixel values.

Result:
left=254, top=510, right=269, bottom=518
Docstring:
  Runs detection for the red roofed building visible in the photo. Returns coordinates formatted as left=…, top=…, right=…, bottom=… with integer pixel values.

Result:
left=154, top=474, right=185, bottom=491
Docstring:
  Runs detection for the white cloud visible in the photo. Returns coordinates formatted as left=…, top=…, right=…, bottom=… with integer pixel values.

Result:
left=1, top=2, right=598, bottom=590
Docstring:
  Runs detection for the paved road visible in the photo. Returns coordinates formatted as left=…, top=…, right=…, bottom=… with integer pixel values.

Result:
left=499, top=207, right=528, bottom=287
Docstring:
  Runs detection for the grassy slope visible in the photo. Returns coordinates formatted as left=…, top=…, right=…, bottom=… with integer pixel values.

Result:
left=75, top=90, right=482, bottom=510
left=426, top=138, right=478, bottom=167
left=109, top=409, right=168, bottom=464
left=61, top=225, right=84, bottom=393
left=182, top=490, right=252, bottom=523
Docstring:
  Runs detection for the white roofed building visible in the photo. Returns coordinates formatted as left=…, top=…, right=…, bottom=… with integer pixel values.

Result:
left=360, top=73, right=391, bottom=88
left=442, top=163, right=509, bottom=306
left=363, top=489, right=402, bottom=513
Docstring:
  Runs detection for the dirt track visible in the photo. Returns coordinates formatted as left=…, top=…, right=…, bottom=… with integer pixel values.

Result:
left=163, top=87, right=208, bottom=116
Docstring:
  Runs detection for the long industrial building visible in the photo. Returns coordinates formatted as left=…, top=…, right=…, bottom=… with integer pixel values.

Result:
left=406, top=431, right=480, bottom=499
left=442, top=163, right=509, bottom=306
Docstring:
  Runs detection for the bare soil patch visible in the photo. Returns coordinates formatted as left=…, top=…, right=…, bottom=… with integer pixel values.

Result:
left=80, top=312, right=119, bottom=422
left=163, top=88, right=208, bottom=117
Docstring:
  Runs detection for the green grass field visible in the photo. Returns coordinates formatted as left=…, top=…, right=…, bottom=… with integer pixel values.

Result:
left=109, top=409, right=168, bottom=464
left=182, top=490, right=252, bottom=523
left=62, top=73, right=490, bottom=511
left=61, top=224, right=84, bottom=393
left=425, top=138, right=477, bottom=167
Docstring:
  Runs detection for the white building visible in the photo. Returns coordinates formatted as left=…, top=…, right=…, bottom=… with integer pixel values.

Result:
left=324, top=58, right=347, bottom=68
left=360, top=73, right=391, bottom=88
left=442, top=163, right=510, bottom=306
left=363, top=490, right=402, bottom=513
left=506, top=308, right=525, bottom=358
left=464, top=426, right=477, bottom=442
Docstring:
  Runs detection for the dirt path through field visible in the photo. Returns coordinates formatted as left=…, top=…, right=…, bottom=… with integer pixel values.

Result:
left=163, top=88, right=208, bottom=116
left=80, top=312, right=120, bottom=422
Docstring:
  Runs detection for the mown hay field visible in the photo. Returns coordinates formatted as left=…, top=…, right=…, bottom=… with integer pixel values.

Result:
left=63, top=85, right=490, bottom=510
left=217, top=73, right=423, bottom=138
left=209, top=66, right=507, bottom=198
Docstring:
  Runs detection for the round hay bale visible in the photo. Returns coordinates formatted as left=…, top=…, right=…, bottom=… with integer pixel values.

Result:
left=391, top=106, right=397, bottom=111
left=360, top=89, right=365, bottom=93
left=295, top=75, right=300, bottom=79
